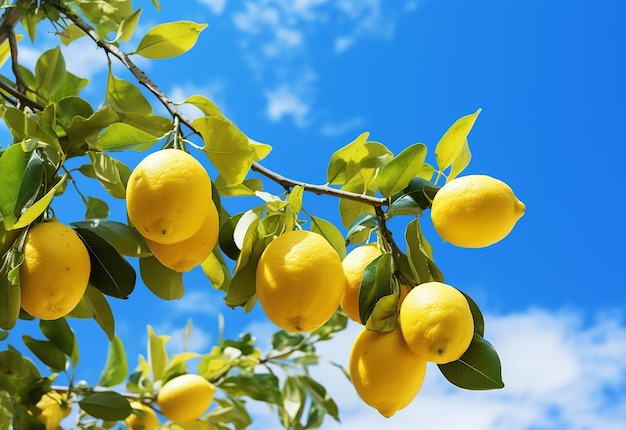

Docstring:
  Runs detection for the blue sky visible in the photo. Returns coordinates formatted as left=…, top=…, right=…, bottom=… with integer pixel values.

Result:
left=4, top=0, right=626, bottom=429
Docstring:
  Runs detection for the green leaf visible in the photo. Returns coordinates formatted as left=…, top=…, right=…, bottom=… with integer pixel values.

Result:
left=215, top=176, right=263, bottom=197
left=139, top=256, right=184, bottom=300
left=365, top=293, right=400, bottom=333
left=147, top=325, right=169, bottom=382
left=224, top=239, right=265, bottom=309
left=308, top=214, right=346, bottom=260
left=65, top=105, right=120, bottom=157
left=447, top=138, right=472, bottom=182
left=358, top=253, right=393, bottom=325
left=39, top=319, right=75, bottom=357
left=182, top=95, right=225, bottom=118
left=51, top=71, right=89, bottom=102
left=115, top=8, right=142, bottom=42
left=85, top=196, right=110, bottom=219
left=388, top=177, right=440, bottom=217
left=14, top=150, right=44, bottom=220
left=281, top=376, right=306, bottom=427
left=406, top=218, right=444, bottom=284
left=344, top=213, right=378, bottom=245
left=195, top=116, right=254, bottom=185
left=435, top=109, right=481, bottom=172
left=462, top=292, right=485, bottom=337
left=83, top=285, right=115, bottom=341
left=97, top=122, right=161, bottom=152
left=220, top=372, right=283, bottom=404
left=98, top=335, right=128, bottom=387
left=134, top=21, right=208, bottom=59
left=200, top=249, right=231, bottom=291
left=206, top=396, right=252, bottom=430
left=35, top=47, right=66, bottom=99
left=218, top=212, right=243, bottom=261
left=86, top=151, right=131, bottom=198
left=71, top=220, right=151, bottom=258
left=0, top=248, right=23, bottom=330
left=339, top=177, right=376, bottom=231
left=438, top=334, right=504, bottom=390
left=21, top=336, right=67, bottom=372
left=75, top=228, right=136, bottom=299
left=326, top=131, right=369, bottom=185
left=377, top=143, right=430, bottom=197
left=79, top=391, right=132, bottom=420
left=105, top=71, right=152, bottom=114
left=0, top=145, right=32, bottom=229
left=12, top=174, right=68, bottom=230
left=299, top=375, right=340, bottom=422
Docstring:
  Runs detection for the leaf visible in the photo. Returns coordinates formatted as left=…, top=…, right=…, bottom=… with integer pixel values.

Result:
left=85, top=196, right=110, bottom=219
left=250, top=138, right=272, bottom=162
left=79, top=391, right=132, bottom=421
left=21, top=336, right=67, bottom=372
left=65, top=105, right=120, bottom=157
left=14, top=150, right=44, bottom=221
left=74, top=228, right=136, bottom=299
left=435, top=108, right=481, bottom=172
left=147, top=325, right=169, bottom=382
left=71, top=219, right=151, bottom=258
left=39, top=319, right=75, bottom=357
left=139, top=256, right=184, bottom=300
left=339, top=177, right=376, bottom=231
left=84, top=285, right=115, bottom=341
left=365, top=293, right=400, bottom=333
left=12, top=174, right=68, bottom=230
left=215, top=176, right=263, bottom=197
left=308, top=214, right=346, bottom=260
left=115, top=8, right=142, bottom=42
left=97, top=122, right=161, bottom=152
left=182, top=95, right=225, bottom=118
left=224, top=239, right=264, bottom=309
left=358, top=253, right=393, bottom=325
left=281, top=376, right=306, bottom=427
left=200, top=249, right=231, bottom=291
left=406, top=218, right=444, bottom=284
left=97, top=335, right=128, bottom=387
left=194, top=116, right=254, bottom=185
left=134, top=21, right=208, bottom=59
left=438, top=334, right=504, bottom=390
left=87, top=151, right=130, bottom=199
left=344, top=213, right=378, bottom=245
left=35, top=47, right=66, bottom=99
left=377, top=143, right=429, bottom=197
left=462, top=292, right=485, bottom=337
left=0, top=145, right=32, bottom=229
left=0, top=248, right=23, bottom=330
left=326, top=131, right=369, bottom=185
left=447, top=138, right=472, bottom=182
left=105, top=71, right=152, bottom=114
left=220, top=372, right=283, bottom=405
left=299, top=375, right=340, bottom=422
left=205, top=396, right=252, bottom=430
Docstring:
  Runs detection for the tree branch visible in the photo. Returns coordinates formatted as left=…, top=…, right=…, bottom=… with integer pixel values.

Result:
left=50, top=0, right=389, bottom=208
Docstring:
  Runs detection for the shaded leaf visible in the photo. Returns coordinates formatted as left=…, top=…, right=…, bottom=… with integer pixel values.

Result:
left=105, top=71, right=152, bottom=114
left=39, top=318, right=74, bottom=357
left=308, top=214, right=346, bottom=260
left=0, top=248, right=23, bottom=330
left=79, top=391, right=132, bottom=420
left=406, top=218, right=443, bottom=284
left=35, top=47, right=66, bottom=99
left=134, top=21, right=208, bottom=59
left=139, top=256, right=184, bottom=300
left=21, top=336, right=67, bottom=372
left=220, top=372, right=282, bottom=404
left=84, top=285, right=115, bottom=341
left=358, top=253, right=393, bottom=325
left=85, top=196, right=109, bottom=219
left=86, top=151, right=130, bottom=198
left=97, top=335, right=128, bottom=387
left=71, top=219, right=151, bottom=258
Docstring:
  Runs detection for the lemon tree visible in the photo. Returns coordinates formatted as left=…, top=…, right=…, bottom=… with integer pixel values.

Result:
left=0, top=1, right=522, bottom=428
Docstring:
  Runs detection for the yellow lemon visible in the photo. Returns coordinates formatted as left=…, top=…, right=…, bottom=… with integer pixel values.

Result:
left=126, top=148, right=213, bottom=244
left=146, top=200, right=219, bottom=272
left=35, top=391, right=70, bottom=430
left=20, top=222, right=91, bottom=320
left=256, top=230, right=345, bottom=333
left=125, top=401, right=160, bottom=429
left=399, top=281, right=474, bottom=364
left=349, top=327, right=427, bottom=418
left=341, top=244, right=383, bottom=323
left=157, top=374, right=216, bottom=423
left=430, top=174, right=525, bottom=248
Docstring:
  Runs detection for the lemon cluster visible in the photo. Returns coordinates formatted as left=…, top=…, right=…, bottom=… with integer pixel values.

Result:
left=126, top=148, right=219, bottom=272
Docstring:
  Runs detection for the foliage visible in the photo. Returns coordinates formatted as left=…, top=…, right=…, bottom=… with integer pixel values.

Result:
left=0, top=1, right=508, bottom=429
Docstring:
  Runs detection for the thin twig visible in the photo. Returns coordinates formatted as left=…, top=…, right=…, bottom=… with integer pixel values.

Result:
left=50, top=0, right=390, bottom=208
left=7, top=29, right=25, bottom=94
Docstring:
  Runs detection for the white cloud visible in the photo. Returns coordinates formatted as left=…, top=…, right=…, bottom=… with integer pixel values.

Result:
left=298, top=308, right=626, bottom=430
left=168, top=81, right=228, bottom=120
left=320, top=116, right=364, bottom=136
left=60, top=38, right=109, bottom=80
left=265, top=84, right=311, bottom=126
left=198, top=0, right=228, bottom=15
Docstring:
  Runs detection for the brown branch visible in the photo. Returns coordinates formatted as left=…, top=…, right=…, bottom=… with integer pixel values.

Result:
left=7, top=28, right=26, bottom=94
left=50, top=0, right=389, bottom=208
left=0, top=0, right=34, bottom=44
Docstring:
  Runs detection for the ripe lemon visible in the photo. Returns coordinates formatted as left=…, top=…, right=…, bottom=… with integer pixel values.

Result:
left=19, top=221, right=91, bottom=320
left=256, top=230, right=345, bottom=333
left=125, top=401, right=160, bottom=429
left=341, top=244, right=383, bottom=323
left=349, top=327, right=427, bottom=417
left=157, top=374, right=216, bottom=423
left=146, top=201, right=219, bottom=272
left=35, top=391, right=70, bottom=430
left=430, top=174, right=525, bottom=248
left=399, top=281, right=474, bottom=364
left=126, top=148, right=213, bottom=244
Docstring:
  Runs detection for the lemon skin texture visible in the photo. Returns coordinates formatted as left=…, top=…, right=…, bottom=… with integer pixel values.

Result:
left=256, top=230, right=346, bottom=333
left=349, top=327, right=427, bottom=418
left=399, top=281, right=474, bottom=364
left=19, top=222, right=91, bottom=320
left=126, top=148, right=213, bottom=244
left=157, top=374, right=216, bottom=423
left=430, top=174, right=525, bottom=248
left=341, top=244, right=383, bottom=323
left=146, top=200, right=219, bottom=272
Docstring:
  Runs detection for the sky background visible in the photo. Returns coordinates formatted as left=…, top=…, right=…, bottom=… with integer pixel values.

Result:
left=3, top=0, right=626, bottom=429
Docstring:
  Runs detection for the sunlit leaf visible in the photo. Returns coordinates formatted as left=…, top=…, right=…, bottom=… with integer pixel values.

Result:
left=220, top=372, right=282, bottom=404
left=134, top=21, right=208, bottom=59
left=308, top=214, right=346, bottom=260
left=97, top=122, right=161, bottom=152
left=215, top=176, right=263, bottom=197
left=438, top=334, right=504, bottom=390
left=326, top=131, right=369, bottom=185
left=79, top=391, right=132, bottom=420
left=200, top=249, right=231, bottom=291
left=87, top=151, right=131, bottom=199
left=406, top=218, right=443, bottom=284
left=344, top=213, right=377, bottom=246
left=377, top=143, right=429, bottom=197
left=115, top=8, right=142, bottom=42
left=84, top=285, right=115, bottom=341
left=195, top=116, right=254, bottom=185
left=365, top=293, right=400, bottom=332
left=105, top=71, right=152, bottom=114
left=339, top=176, right=376, bottom=232
left=205, top=396, right=252, bottom=430
left=358, top=253, right=393, bottom=325
left=447, top=138, right=472, bottom=182
left=98, top=335, right=128, bottom=387
left=12, top=174, right=68, bottom=230
left=65, top=105, right=120, bottom=157
left=35, top=46, right=66, bottom=99
left=435, top=108, right=481, bottom=172
left=147, top=325, right=169, bottom=382
left=139, top=256, right=184, bottom=300
left=250, top=138, right=272, bottom=162
left=182, top=95, right=225, bottom=118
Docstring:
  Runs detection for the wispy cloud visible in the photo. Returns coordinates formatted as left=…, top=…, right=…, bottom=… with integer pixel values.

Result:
left=197, top=0, right=228, bottom=15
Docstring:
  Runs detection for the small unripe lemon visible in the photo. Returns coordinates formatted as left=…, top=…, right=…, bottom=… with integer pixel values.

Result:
left=157, top=374, right=215, bottom=423
left=125, top=401, right=160, bottom=429
left=399, top=281, right=474, bottom=364
left=430, top=174, right=525, bottom=248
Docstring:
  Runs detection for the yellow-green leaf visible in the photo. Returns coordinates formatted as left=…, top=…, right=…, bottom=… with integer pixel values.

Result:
left=377, top=143, right=428, bottom=197
left=115, top=8, right=142, bottom=42
left=97, top=122, right=160, bottom=152
left=134, top=21, right=207, bottom=59
left=447, top=138, right=472, bottom=182
left=435, top=108, right=481, bottom=172
left=13, top=174, right=67, bottom=229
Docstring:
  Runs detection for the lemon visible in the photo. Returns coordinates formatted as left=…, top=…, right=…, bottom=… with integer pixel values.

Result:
left=126, top=148, right=213, bottom=244
left=349, top=327, right=427, bottom=418
left=157, top=374, right=216, bottom=423
left=146, top=200, right=219, bottom=272
left=430, top=174, right=525, bottom=248
left=256, top=230, right=345, bottom=333
left=125, top=401, right=160, bottom=429
left=341, top=244, right=383, bottom=323
left=35, top=391, right=70, bottom=430
left=19, top=221, right=91, bottom=320
left=399, top=281, right=474, bottom=364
